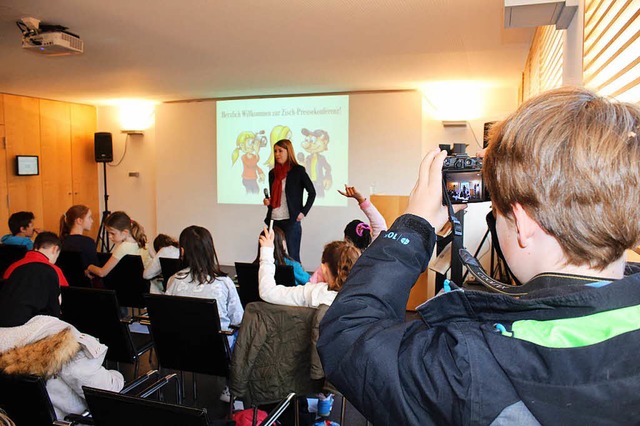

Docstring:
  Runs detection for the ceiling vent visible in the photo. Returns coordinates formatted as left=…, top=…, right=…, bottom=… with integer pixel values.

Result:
left=504, top=0, right=578, bottom=30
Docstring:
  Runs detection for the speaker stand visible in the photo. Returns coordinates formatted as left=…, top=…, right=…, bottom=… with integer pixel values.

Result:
left=96, top=162, right=111, bottom=253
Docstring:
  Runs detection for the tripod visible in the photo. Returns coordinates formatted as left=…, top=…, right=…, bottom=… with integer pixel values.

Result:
left=96, top=162, right=111, bottom=253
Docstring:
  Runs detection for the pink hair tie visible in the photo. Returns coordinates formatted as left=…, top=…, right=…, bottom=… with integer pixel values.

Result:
left=355, top=222, right=371, bottom=237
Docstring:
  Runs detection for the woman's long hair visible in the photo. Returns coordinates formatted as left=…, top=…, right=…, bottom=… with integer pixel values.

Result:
left=253, top=226, right=291, bottom=265
left=178, top=225, right=226, bottom=284
left=274, top=139, right=299, bottom=167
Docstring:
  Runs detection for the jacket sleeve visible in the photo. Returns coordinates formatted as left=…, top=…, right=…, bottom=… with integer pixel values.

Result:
left=259, top=247, right=314, bottom=307
left=58, top=335, right=124, bottom=398
left=359, top=198, right=387, bottom=240
left=225, top=277, right=244, bottom=328
left=300, top=167, right=316, bottom=216
left=318, top=214, right=469, bottom=425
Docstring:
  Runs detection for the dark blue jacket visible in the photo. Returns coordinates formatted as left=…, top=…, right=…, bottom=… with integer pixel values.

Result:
left=318, top=214, right=640, bottom=425
left=265, top=164, right=316, bottom=223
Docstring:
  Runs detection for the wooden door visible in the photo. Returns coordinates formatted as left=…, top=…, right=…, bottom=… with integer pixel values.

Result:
left=40, top=99, right=73, bottom=233
left=70, top=103, right=99, bottom=239
left=4, top=94, right=43, bottom=228
left=370, top=194, right=434, bottom=310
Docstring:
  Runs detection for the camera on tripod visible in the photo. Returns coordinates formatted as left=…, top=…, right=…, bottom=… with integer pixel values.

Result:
left=441, top=143, right=489, bottom=204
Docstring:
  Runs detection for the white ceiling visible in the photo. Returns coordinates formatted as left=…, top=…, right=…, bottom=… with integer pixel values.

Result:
left=0, top=0, right=534, bottom=105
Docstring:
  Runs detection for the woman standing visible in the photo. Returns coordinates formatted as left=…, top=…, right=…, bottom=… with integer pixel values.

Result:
left=263, top=139, right=315, bottom=262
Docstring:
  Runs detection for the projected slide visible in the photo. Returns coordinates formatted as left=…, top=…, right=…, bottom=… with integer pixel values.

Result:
left=217, top=95, right=349, bottom=207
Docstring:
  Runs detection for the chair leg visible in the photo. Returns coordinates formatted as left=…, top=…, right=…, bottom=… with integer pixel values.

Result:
left=192, top=372, right=197, bottom=401
left=340, top=394, right=347, bottom=426
left=133, top=359, right=140, bottom=381
left=294, top=397, right=300, bottom=426
left=179, top=370, right=184, bottom=404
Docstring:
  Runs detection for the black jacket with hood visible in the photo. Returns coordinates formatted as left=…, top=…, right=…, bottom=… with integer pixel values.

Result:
left=318, top=214, right=640, bottom=425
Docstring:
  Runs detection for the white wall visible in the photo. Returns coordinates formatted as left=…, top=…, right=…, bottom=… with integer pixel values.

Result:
left=154, top=92, right=423, bottom=268
left=421, top=86, right=520, bottom=277
left=96, top=106, right=158, bottom=240
left=98, top=88, right=522, bottom=276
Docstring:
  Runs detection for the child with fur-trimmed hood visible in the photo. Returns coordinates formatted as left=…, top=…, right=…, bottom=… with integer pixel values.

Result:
left=0, top=315, right=124, bottom=419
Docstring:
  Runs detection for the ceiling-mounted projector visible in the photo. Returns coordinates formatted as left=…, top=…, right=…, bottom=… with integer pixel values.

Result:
left=18, top=17, right=83, bottom=56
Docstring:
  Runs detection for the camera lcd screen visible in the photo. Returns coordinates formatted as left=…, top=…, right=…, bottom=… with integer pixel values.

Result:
left=16, top=156, right=39, bottom=176
left=444, top=170, right=484, bottom=204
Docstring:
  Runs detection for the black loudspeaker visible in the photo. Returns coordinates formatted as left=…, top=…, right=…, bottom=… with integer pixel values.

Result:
left=483, top=122, right=497, bottom=148
left=94, top=132, right=113, bottom=163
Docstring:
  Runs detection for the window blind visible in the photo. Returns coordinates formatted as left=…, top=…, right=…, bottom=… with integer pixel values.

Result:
left=522, top=25, right=564, bottom=100
left=584, top=0, right=640, bottom=102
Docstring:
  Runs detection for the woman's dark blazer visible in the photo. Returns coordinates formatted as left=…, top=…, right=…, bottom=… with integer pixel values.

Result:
left=265, top=164, right=316, bottom=223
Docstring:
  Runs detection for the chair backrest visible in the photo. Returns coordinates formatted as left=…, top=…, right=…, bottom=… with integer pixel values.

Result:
left=103, top=255, right=150, bottom=308
left=60, top=286, right=137, bottom=363
left=0, top=245, right=27, bottom=278
left=159, top=257, right=182, bottom=291
left=96, top=251, right=111, bottom=266
left=84, top=386, right=221, bottom=426
left=235, top=262, right=295, bottom=308
left=56, top=250, right=92, bottom=288
left=144, top=294, right=230, bottom=378
left=0, top=373, right=57, bottom=425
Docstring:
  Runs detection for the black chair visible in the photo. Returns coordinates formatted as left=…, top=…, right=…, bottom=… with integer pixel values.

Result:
left=84, top=385, right=233, bottom=426
left=102, top=255, right=150, bottom=309
left=143, top=294, right=232, bottom=408
left=0, top=244, right=27, bottom=277
left=0, top=370, right=162, bottom=426
left=56, top=251, right=92, bottom=288
left=159, top=257, right=182, bottom=291
left=234, top=262, right=295, bottom=308
left=0, top=373, right=68, bottom=425
left=60, top=286, right=153, bottom=379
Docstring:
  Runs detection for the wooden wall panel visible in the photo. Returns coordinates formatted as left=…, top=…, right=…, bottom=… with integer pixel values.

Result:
left=4, top=94, right=43, bottom=228
left=70, top=103, right=99, bottom=240
left=0, top=124, right=8, bottom=235
left=40, top=99, right=73, bottom=233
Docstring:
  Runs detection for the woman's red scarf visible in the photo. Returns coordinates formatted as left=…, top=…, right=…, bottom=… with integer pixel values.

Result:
left=271, top=162, right=291, bottom=209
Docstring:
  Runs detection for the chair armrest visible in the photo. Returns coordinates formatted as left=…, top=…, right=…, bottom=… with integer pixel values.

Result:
left=62, top=410, right=95, bottom=425
left=135, top=373, right=178, bottom=398
left=121, top=369, right=159, bottom=394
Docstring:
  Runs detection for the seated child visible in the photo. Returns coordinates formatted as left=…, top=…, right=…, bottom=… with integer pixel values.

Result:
left=60, top=205, right=99, bottom=269
left=253, top=226, right=310, bottom=285
left=0, top=232, right=68, bottom=327
left=318, top=87, right=640, bottom=424
left=143, top=234, right=180, bottom=293
left=165, top=225, right=243, bottom=336
left=86, top=211, right=151, bottom=278
left=1, top=211, right=37, bottom=250
left=0, top=315, right=124, bottom=420
left=309, top=185, right=386, bottom=283
left=259, top=226, right=360, bottom=308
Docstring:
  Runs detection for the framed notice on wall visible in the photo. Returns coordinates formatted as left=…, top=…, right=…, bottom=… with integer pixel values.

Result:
left=15, top=155, right=39, bottom=176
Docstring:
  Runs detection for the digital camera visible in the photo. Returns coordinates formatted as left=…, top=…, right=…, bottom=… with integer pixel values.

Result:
left=442, top=153, right=489, bottom=204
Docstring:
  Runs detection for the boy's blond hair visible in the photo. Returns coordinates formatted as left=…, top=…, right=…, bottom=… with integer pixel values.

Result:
left=484, top=87, right=640, bottom=269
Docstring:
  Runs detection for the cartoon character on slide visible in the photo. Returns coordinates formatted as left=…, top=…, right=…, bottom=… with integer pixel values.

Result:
left=231, top=130, right=267, bottom=193
left=301, top=128, right=332, bottom=197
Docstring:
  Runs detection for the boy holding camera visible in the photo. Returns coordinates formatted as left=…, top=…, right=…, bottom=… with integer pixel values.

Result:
left=318, top=87, right=640, bottom=425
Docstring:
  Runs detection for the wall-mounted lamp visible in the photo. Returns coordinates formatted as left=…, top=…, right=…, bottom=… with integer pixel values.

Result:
left=442, top=121, right=468, bottom=128
left=117, top=100, right=156, bottom=133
